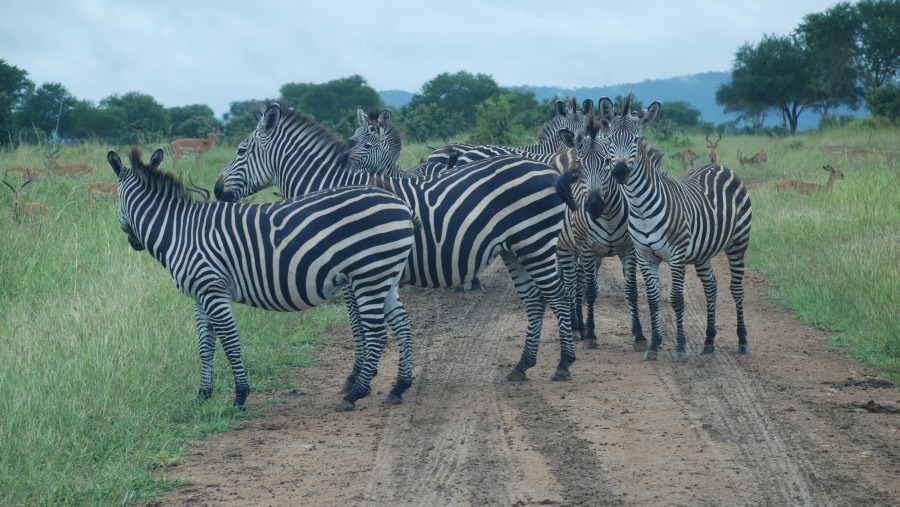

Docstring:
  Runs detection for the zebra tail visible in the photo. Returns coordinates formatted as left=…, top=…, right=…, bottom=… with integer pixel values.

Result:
left=555, top=166, right=581, bottom=212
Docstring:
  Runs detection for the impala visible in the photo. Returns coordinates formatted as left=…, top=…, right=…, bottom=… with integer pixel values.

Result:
left=169, top=128, right=223, bottom=167
left=3, top=170, right=49, bottom=219
left=85, top=181, right=118, bottom=197
left=775, top=165, right=844, bottom=195
left=45, top=147, right=92, bottom=175
left=705, top=133, right=722, bottom=165
left=738, top=150, right=768, bottom=166
left=676, top=148, right=698, bottom=171
left=6, top=167, right=42, bottom=180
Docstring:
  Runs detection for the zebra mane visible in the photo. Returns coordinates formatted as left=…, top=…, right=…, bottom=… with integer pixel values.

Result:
left=622, top=92, right=634, bottom=117
left=585, top=113, right=604, bottom=139
left=252, top=99, right=352, bottom=165
left=129, top=148, right=198, bottom=204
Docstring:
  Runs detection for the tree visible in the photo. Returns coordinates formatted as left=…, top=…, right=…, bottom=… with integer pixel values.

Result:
left=867, top=84, right=900, bottom=121
left=100, top=92, right=170, bottom=143
left=280, top=75, right=382, bottom=136
left=405, top=71, right=501, bottom=134
left=715, top=78, right=770, bottom=134
left=396, top=102, right=462, bottom=143
left=656, top=100, right=702, bottom=128
left=0, top=59, right=34, bottom=145
left=469, top=89, right=543, bottom=145
left=18, top=82, right=76, bottom=140
left=717, top=35, right=822, bottom=134
left=168, top=104, right=217, bottom=137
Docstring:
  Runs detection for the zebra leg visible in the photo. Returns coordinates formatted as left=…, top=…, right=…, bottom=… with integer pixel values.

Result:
left=338, top=288, right=390, bottom=411
left=669, top=258, right=689, bottom=361
left=582, top=255, right=600, bottom=349
left=501, top=252, right=547, bottom=381
left=199, top=293, right=250, bottom=408
left=727, top=250, right=750, bottom=354
left=193, top=301, right=217, bottom=404
left=341, top=286, right=366, bottom=395
left=557, top=248, right=584, bottom=341
left=470, top=276, right=485, bottom=291
left=695, top=260, right=718, bottom=354
left=621, top=248, right=648, bottom=351
left=638, top=258, right=664, bottom=361
left=384, top=284, right=413, bottom=405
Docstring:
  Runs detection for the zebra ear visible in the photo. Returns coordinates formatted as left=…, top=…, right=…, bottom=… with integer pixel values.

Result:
left=580, top=99, right=594, bottom=116
left=260, top=103, right=281, bottom=136
left=558, top=128, right=576, bottom=149
left=598, top=97, right=615, bottom=124
left=357, top=107, right=368, bottom=127
left=149, top=148, right=165, bottom=170
left=378, top=109, right=392, bottom=126
left=107, top=151, right=124, bottom=178
left=555, top=100, right=568, bottom=117
left=640, top=101, right=661, bottom=127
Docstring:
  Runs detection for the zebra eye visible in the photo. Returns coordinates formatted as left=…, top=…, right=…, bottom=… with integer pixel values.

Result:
left=364, top=143, right=373, bottom=149
left=368, top=126, right=377, bottom=133
left=236, top=147, right=247, bottom=156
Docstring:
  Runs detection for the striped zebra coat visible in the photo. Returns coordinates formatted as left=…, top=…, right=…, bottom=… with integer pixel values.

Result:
left=108, top=148, right=417, bottom=410
left=598, top=94, right=752, bottom=360
left=215, top=101, right=581, bottom=383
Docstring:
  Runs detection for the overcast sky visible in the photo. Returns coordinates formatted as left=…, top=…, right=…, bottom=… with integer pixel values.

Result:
left=2, top=1, right=843, bottom=119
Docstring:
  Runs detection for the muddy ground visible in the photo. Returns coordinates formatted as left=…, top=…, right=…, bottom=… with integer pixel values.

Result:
left=155, top=255, right=899, bottom=507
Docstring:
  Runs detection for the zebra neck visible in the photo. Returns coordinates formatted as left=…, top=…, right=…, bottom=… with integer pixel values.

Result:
left=135, top=199, right=197, bottom=266
left=279, top=163, right=370, bottom=199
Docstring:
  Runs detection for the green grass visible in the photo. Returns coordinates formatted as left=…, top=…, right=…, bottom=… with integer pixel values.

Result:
left=1, top=121, right=898, bottom=505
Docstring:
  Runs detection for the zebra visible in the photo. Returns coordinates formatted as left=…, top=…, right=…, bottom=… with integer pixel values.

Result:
left=215, top=100, right=582, bottom=383
left=595, top=93, right=752, bottom=361
left=555, top=113, right=648, bottom=350
left=107, top=147, right=418, bottom=410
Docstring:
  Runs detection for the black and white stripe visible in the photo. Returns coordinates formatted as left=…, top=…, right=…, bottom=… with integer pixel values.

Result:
left=109, top=147, right=417, bottom=410
left=215, top=101, right=581, bottom=382
left=598, top=94, right=753, bottom=360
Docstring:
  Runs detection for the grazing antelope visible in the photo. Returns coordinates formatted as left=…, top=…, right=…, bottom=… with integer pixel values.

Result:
left=169, top=128, right=223, bottom=167
left=676, top=148, right=698, bottom=171
left=86, top=181, right=118, bottom=197
left=705, top=133, right=722, bottom=165
left=3, top=170, right=49, bottom=220
left=6, top=167, right=43, bottom=180
left=44, top=146, right=93, bottom=175
left=775, top=165, right=844, bottom=195
left=738, top=150, right=768, bottom=166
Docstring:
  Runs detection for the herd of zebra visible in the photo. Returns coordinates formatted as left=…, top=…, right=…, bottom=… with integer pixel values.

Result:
left=107, top=93, right=752, bottom=411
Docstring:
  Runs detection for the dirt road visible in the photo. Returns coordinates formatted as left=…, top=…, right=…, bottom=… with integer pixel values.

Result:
left=157, top=256, right=899, bottom=506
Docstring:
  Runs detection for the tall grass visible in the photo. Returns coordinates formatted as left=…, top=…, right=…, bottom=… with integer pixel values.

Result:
left=0, top=145, right=346, bottom=505
left=0, top=121, right=897, bottom=505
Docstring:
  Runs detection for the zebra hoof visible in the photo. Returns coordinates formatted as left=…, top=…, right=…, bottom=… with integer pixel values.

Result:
left=739, top=344, right=750, bottom=354
left=383, top=393, right=403, bottom=405
left=194, top=388, right=213, bottom=405
left=643, top=349, right=659, bottom=361
left=455, top=285, right=466, bottom=293
left=633, top=339, right=649, bottom=352
left=550, top=369, right=571, bottom=381
left=675, top=351, right=690, bottom=362
left=335, top=399, right=356, bottom=412
left=583, top=338, right=598, bottom=349
left=702, top=343, right=715, bottom=354
left=506, top=369, right=527, bottom=381
left=471, top=280, right=485, bottom=291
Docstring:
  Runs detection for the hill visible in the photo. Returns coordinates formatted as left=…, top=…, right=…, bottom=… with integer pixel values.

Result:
left=379, top=72, right=864, bottom=131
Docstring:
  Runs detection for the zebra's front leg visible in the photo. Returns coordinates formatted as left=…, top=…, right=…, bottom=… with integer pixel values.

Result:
left=638, top=258, right=664, bottom=361
left=557, top=248, right=584, bottom=342
left=340, top=287, right=366, bottom=395
left=582, top=255, right=600, bottom=349
left=199, top=292, right=250, bottom=408
left=383, top=285, right=413, bottom=405
left=695, top=260, right=718, bottom=354
left=621, top=248, right=648, bottom=351
left=193, top=301, right=217, bottom=404
left=669, top=258, right=689, bottom=361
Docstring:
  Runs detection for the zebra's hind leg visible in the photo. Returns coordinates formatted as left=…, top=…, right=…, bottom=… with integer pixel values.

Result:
left=727, top=250, right=750, bottom=354
left=337, top=286, right=392, bottom=411
left=470, top=276, right=485, bottom=291
left=695, top=260, right=718, bottom=354
left=383, top=284, right=413, bottom=405
left=669, top=258, right=689, bottom=361
left=638, top=258, right=664, bottom=361
left=621, top=248, right=648, bottom=351
left=193, top=301, right=217, bottom=404
left=557, top=248, right=584, bottom=342
left=340, top=287, right=366, bottom=395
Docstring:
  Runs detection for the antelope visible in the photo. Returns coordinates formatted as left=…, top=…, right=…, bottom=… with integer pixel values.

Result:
left=738, top=150, right=768, bottom=166
left=169, top=128, right=223, bottom=167
left=676, top=148, right=698, bottom=171
left=775, top=165, right=844, bottom=195
left=3, top=170, right=49, bottom=220
left=45, top=147, right=93, bottom=175
left=705, top=133, right=722, bottom=165
left=6, top=167, right=43, bottom=180
left=86, top=181, right=118, bottom=197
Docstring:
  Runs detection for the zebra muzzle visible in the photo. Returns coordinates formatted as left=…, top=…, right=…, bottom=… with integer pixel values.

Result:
left=612, top=161, right=630, bottom=184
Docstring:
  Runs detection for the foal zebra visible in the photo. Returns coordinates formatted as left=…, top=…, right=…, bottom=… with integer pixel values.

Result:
left=597, top=94, right=752, bottom=360
left=215, top=101, right=582, bottom=383
left=108, top=148, right=417, bottom=410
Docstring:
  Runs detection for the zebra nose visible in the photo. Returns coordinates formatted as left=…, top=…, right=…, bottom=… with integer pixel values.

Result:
left=585, top=188, right=605, bottom=220
left=612, top=161, right=629, bottom=184
left=214, top=177, right=233, bottom=202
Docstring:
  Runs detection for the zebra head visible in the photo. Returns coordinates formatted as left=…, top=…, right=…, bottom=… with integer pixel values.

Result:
left=537, top=97, right=594, bottom=148
left=214, top=102, right=284, bottom=202
left=346, top=107, right=402, bottom=176
left=107, top=147, right=166, bottom=251
left=558, top=112, right=610, bottom=194
left=599, top=93, right=660, bottom=185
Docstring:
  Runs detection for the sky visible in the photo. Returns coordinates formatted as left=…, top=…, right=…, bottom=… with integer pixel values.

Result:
left=1, top=0, right=844, bottom=119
